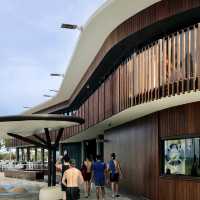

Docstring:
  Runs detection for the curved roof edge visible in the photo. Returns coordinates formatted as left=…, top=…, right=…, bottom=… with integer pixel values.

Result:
left=0, top=114, right=84, bottom=139
left=62, top=91, right=200, bottom=143
left=24, top=0, right=160, bottom=115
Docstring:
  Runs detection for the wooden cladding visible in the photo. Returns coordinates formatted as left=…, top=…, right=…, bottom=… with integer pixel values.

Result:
left=159, top=101, right=200, bottom=138
left=69, top=0, right=200, bottom=108
left=104, top=114, right=159, bottom=199
left=11, top=23, right=200, bottom=146
left=58, top=23, right=200, bottom=140
left=132, top=24, right=200, bottom=99
left=158, top=102, right=200, bottom=200
left=104, top=102, right=200, bottom=199
left=159, top=177, right=200, bottom=200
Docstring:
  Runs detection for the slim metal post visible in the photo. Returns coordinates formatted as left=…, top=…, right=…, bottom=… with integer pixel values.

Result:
left=16, top=147, right=19, bottom=161
left=41, top=148, right=44, bottom=169
left=22, top=148, right=25, bottom=161
left=35, top=147, right=37, bottom=161
left=48, top=148, right=52, bottom=186
left=52, top=147, right=57, bottom=186
left=27, top=147, right=30, bottom=161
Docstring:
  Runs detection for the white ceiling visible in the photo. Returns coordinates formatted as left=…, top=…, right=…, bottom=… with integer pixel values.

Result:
left=0, top=114, right=80, bottom=139
left=62, top=91, right=200, bottom=143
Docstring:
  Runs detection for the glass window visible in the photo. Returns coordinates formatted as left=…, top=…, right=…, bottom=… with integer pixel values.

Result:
left=30, top=148, right=36, bottom=161
left=163, top=137, right=200, bottom=177
left=44, top=149, right=48, bottom=161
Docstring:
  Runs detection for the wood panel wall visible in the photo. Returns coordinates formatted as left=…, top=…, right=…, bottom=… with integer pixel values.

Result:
left=33, top=0, right=200, bottom=115
left=58, top=23, right=200, bottom=141
left=159, top=102, right=200, bottom=138
left=68, top=0, right=200, bottom=108
left=158, top=101, right=200, bottom=200
left=10, top=0, right=200, bottom=146
left=159, top=177, right=200, bottom=200
left=104, top=114, right=159, bottom=200
left=11, top=22, right=200, bottom=146
left=103, top=102, right=200, bottom=200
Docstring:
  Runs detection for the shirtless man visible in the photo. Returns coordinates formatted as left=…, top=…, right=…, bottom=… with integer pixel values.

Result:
left=108, top=153, right=122, bottom=198
left=62, top=159, right=84, bottom=200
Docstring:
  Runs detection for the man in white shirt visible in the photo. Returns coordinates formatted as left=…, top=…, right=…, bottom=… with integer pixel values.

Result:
left=62, top=159, right=84, bottom=200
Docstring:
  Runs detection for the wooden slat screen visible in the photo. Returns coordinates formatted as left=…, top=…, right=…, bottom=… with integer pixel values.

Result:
left=58, top=23, right=200, bottom=141
left=10, top=23, right=200, bottom=146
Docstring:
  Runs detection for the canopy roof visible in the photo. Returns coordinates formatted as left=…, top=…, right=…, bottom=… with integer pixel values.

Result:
left=0, top=114, right=84, bottom=139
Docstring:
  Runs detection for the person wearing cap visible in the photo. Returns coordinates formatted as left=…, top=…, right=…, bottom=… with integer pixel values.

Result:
left=108, top=153, right=122, bottom=198
left=62, top=159, right=84, bottom=200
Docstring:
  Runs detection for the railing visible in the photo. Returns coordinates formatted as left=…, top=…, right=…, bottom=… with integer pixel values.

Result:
left=0, top=161, right=48, bottom=172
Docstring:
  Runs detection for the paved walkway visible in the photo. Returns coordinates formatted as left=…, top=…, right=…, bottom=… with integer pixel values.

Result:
left=0, top=173, right=141, bottom=200
left=79, top=189, right=131, bottom=200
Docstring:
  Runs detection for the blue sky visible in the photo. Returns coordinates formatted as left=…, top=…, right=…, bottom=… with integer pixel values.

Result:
left=0, top=0, right=105, bottom=115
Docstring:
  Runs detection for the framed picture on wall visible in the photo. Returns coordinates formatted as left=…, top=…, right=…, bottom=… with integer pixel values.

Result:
left=162, top=137, right=200, bottom=177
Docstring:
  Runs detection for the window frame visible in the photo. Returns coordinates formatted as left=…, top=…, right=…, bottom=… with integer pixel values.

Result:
left=160, top=134, right=200, bottom=178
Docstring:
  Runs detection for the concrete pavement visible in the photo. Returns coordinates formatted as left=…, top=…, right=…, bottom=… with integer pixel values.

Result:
left=79, top=188, right=136, bottom=200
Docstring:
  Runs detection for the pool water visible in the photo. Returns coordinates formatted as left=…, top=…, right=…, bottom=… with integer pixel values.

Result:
left=0, top=183, right=40, bottom=200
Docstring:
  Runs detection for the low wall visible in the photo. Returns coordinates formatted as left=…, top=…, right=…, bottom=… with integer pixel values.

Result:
left=4, top=170, right=44, bottom=180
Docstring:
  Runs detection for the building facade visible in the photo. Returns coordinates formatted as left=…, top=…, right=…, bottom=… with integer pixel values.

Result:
left=10, top=0, right=200, bottom=199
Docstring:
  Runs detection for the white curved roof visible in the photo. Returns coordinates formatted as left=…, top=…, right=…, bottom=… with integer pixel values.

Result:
left=0, top=114, right=82, bottom=139
left=24, top=0, right=160, bottom=114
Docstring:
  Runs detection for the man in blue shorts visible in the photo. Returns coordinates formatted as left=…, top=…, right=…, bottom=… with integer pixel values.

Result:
left=108, top=153, right=122, bottom=198
left=92, top=155, right=107, bottom=200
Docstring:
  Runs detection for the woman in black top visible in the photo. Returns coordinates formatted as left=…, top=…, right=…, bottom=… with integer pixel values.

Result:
left=56, top=154, right=70, bottom=200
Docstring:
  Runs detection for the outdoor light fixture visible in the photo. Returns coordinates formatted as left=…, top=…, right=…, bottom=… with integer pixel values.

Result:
left=49, top=89, right=59, bottom=93
left=23, top=106, right=32, bottom=109
left=50, top=73, right=64, bottom=78
left=61, top=23, right=83, bottom=31
left=43, top=94, right=53, bottom=98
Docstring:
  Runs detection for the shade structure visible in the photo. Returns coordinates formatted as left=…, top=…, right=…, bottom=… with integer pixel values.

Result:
left=0, top=114, right=84, bottom=187
left=0, top=114, right=84, bottom=139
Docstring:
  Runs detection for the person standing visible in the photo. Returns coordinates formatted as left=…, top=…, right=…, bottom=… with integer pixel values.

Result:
left=62, top=159, right=84, bottom=200
left=81, top=156, right=93, bottom=198
left=92, top=155, right=107, bottom=200
left=56, top=154, right=70, bottom=200
left=108, top=153, right=122, bottom=198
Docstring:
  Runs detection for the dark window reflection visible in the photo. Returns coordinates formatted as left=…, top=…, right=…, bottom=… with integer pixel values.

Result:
left=164, top=138, right=200, bottom=176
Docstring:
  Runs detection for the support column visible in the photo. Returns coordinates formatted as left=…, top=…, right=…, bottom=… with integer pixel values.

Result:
left=27, top=147, right=30, bottom=161
left=52, top=147, right=57, bottom=186
left=81, top=141, right=84, bottom=164
left=16, top=148, right=19, bottom=161
left=97, top=135, right=104, bottom=157
left=41, top=148, right=44, bottom=169
left=22, top=148, right=25, bottom=161
left=48, top=148, right=52, bottom=187
left=96, top=140, right=100, bottom=155
left=35, top=148, right=37, bottom=161
left=59, top=143, right=63, bottom=156
left=45, top=128, right=52, bottom=186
